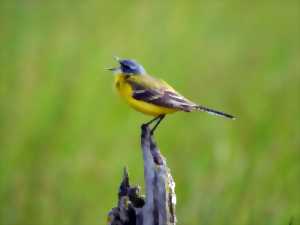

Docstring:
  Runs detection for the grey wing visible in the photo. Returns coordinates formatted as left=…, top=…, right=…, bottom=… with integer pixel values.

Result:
left=127, top=80, right=196, bottom=111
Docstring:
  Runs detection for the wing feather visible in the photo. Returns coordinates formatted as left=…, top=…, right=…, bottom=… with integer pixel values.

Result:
left=126, top=75, right=196, bottom=111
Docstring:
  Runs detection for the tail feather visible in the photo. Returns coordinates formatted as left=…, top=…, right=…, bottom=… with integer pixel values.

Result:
left=195, top=105, right=235, bottom=120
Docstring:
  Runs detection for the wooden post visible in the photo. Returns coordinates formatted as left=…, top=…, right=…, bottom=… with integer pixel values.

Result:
left=107, top=124, right=176, bottom=225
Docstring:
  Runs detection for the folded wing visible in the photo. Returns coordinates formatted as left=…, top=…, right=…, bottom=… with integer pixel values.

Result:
left=126, top=75, right=196, bottom=111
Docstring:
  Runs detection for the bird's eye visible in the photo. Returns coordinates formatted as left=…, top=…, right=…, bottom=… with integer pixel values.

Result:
left=120, top=60, right=139, bottom=73
left=122, top=64, right=135, bottom=71
left=124, top=64, right=132, bottom=69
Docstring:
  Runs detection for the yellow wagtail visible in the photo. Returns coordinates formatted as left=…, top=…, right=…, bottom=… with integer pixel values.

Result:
left=108, top=57, right=235, bottom=133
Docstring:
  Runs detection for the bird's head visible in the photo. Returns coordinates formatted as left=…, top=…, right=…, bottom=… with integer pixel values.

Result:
left=107, top=57, right=146, bottom=75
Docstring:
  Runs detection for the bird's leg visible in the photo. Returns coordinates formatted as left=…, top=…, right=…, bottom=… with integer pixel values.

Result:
left=143, top=115, right=165, bottom=135
left=144, top=115, right=161, bottom=126
left=150, top=115, right=165, bottom=135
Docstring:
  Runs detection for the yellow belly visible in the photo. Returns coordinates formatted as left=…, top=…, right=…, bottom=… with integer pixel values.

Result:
left=115, top=75, right=177, bottom=116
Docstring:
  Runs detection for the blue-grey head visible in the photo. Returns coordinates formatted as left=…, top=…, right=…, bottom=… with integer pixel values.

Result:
left=108, top=57, right=146, bottom=75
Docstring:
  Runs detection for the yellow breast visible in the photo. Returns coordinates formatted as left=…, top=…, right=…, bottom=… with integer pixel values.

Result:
left=114, top=74, right=177, bottom=116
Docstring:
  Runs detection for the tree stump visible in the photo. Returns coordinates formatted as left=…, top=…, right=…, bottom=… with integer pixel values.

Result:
left=107, top=124, right=176, bottom=225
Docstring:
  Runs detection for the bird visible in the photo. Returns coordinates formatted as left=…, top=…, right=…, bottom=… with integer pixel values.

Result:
left=108, top=57, right=235, bottom=134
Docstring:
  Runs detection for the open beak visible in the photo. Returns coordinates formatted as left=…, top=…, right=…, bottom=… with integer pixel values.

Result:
left=105, top=56, right=122, bottom=72
left=106, top=67, right=117, bottom=71
left=105, top=67, right=119, bottom=72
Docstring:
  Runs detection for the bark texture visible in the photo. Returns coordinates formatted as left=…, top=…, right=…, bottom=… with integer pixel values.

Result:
left=107, top=124, right=176, bottom=225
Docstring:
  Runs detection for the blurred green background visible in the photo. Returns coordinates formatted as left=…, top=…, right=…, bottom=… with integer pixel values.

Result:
left=0, top=0, right=299, bottom=225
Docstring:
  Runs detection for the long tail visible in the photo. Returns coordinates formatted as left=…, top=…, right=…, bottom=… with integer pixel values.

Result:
left=195, top=105, right=236, bottom=120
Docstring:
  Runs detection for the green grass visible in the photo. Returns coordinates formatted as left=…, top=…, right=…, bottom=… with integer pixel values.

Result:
left=0, top=0, right=299, bottom=224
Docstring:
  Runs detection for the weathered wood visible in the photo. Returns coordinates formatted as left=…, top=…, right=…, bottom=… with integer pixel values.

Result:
left=107, top=124, right=176, bottom=225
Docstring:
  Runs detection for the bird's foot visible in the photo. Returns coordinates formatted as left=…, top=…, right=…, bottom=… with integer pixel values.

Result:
left=145, top=115, right=166, bottom=136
